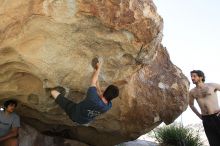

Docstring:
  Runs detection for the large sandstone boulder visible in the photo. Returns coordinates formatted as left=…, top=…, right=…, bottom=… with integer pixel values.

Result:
left=0, top=0, right=189, bottom=145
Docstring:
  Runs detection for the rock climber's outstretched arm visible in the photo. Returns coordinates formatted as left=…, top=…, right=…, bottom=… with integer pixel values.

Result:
left=96, top=80, right=102, bottom=96
left=91, top=62, right=102, bottom=89
left=92, top=63, right=103, bottom=97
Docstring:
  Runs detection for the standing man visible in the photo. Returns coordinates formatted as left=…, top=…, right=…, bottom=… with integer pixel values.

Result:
left=50, top=60, right=119, bottom=124
left=189, top=70, right=220, bottom=146
left=0, top=99, right=20, bottom=146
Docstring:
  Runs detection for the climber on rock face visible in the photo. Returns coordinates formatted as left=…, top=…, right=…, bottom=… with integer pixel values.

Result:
left=50, top=58, right=119, bottom=124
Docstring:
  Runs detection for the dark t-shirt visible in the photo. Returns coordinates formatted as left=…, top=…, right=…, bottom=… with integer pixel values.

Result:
left=74, top=87, right=112, bottom=124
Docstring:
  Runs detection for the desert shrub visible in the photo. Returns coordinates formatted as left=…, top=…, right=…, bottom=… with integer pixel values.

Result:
left=154, top=124, right=203, bottom=146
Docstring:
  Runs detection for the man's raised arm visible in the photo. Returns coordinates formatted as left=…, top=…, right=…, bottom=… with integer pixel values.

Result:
left=91, top=62, right=102, bottom=87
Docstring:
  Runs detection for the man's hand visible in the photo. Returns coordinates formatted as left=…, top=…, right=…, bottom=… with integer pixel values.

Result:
left=95, top=61, right=102, bottom=70
left=0, top=128, right=19, bottom=142
left=92, top=57, right=102, bottom=70
left=91, top=58, right=103, bottom=87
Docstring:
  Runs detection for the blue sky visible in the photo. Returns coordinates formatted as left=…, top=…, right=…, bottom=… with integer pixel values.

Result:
left=153, top=0, right=220, bottom=124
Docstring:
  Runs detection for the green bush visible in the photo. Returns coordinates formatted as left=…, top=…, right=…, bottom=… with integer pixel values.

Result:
left=154, top=124, right=203, bottom=146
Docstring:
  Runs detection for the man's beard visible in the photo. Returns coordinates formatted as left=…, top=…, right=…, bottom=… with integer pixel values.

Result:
left=192, top=80, right=197, bottom=84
